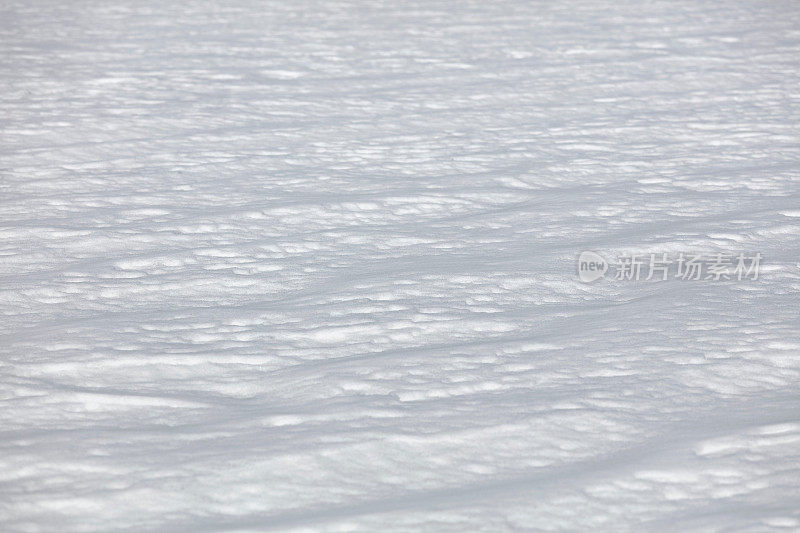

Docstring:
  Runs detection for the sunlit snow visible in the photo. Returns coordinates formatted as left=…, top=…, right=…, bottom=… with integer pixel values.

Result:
left=2, top=1, right=799, bottom=531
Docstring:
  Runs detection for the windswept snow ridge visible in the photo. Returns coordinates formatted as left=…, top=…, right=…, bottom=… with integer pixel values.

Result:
left=1, top=1, right=800, bottom=531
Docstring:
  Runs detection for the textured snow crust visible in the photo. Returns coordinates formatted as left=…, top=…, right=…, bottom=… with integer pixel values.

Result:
left=2, top=1, right=800, bottom=531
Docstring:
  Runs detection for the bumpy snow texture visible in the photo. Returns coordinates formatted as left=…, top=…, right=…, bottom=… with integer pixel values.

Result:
left=2, top=1, right=800, bottom=532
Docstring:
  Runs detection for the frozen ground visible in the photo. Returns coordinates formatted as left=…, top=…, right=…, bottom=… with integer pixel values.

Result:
left=2, top=1, right=800, bottom=531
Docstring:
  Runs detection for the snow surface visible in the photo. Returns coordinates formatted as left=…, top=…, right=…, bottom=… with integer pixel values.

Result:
left=2, top=1, right=800, bottom=531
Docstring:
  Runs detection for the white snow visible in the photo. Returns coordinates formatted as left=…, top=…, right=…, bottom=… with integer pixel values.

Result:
left=2, top=1, right=800, bottom=531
